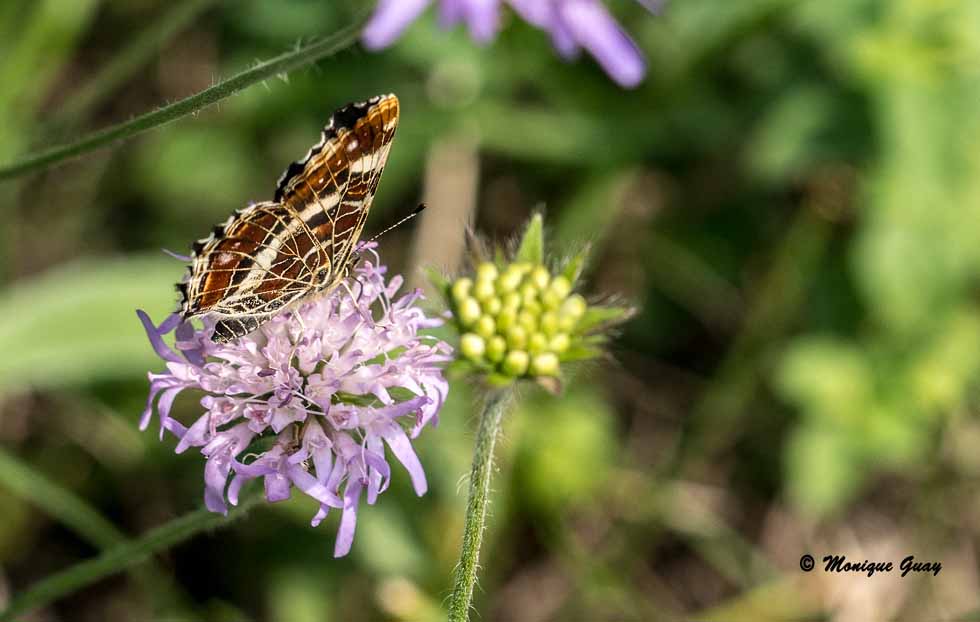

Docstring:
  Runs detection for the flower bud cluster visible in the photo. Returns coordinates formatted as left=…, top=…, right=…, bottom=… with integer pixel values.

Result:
left=452, top=261, right=585, bottom=378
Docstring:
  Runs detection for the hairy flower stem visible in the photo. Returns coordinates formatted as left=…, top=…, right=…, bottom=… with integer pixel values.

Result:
left=448, top=388, right=515, bottom=622
left=0, top=7, right=371, bottom=181
left=0, top=494, right=262, bottom=622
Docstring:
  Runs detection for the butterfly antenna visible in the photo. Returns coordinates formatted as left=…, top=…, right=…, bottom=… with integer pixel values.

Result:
left=368, top=203, right=426, bottom=243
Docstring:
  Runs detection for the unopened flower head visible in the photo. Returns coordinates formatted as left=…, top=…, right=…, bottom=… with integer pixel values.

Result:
left=137, top=245, right=452, bottom=557
left=362, top=0, right=656, bottom=88
left=441, top=214, right=632, bottom=391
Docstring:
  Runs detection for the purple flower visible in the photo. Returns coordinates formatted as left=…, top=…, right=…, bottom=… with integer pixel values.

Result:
left=362, top=0, right=654, bottom=88
left=137, top=246, right=452, bottom=557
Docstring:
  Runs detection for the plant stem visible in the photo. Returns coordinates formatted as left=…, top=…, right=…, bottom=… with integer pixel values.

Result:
left=0, top=495, right=262, bottom=622
left=448, top=388, right=515, bottom=622
left=0, top=8, right=370, bottom=181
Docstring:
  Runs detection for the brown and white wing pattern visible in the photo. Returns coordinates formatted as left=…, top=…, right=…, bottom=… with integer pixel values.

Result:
left=178, top=94, right=400, bottom=343
left=275, top=93, right=399, bottom=277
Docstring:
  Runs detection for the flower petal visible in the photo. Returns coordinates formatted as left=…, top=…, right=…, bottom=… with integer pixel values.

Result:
left=137, top=310, right=184, bottom=364
left=558, top=0, right=646, bottom=88
left=362, top=0, right=432, bottom=50
left=382, top=424, right=428, bottom=495
left=334, top=478, right=364, bottom=557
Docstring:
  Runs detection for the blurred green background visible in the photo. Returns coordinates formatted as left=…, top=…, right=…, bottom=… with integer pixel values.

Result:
left=2, top=0, right=980, bottom=620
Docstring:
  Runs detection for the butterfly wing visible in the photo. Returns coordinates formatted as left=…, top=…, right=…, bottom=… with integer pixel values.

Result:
left=178, top=94, right=400, bottom=343
left=275, top=93, right=399, bottom=279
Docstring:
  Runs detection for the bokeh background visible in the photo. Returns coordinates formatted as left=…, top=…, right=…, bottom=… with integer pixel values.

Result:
left=2, top=1, right=980, bottom=620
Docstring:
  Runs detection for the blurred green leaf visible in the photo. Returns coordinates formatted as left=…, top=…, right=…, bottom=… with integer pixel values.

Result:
left=512, top=388, right=616, bottom=515
left=0, top=255, right=179, bottom=392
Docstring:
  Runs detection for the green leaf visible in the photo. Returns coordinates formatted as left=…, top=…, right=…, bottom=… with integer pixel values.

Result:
left=558, top=344, right=604, bottom=363
left=514, top=213, right=544, bottom=265
left=561, top=244, right=591, bottom=287
left=0, top=255, right=180, bottom=392
left=575, top=304, right=635, bottom=334
left=424, top=266, right=451, bottom=294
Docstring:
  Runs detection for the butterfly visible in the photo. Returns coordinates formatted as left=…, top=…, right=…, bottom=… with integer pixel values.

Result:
left=177, top=94, right=399, bottom=343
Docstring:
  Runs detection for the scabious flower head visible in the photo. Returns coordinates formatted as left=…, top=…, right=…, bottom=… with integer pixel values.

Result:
left=437, top=214, right=633, bottom=392
left=137, top=245, right=452, bottom=557
left=362, top=0, right=656, bottom=88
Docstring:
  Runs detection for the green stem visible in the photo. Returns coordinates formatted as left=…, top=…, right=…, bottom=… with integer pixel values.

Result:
left=448, top=388, right=515, bottom=622
left=0, top=495, right=262, bottom=622
left=0, top=8, right=370, bottom=181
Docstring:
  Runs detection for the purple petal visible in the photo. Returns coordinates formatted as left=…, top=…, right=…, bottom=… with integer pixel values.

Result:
left=334, top=478, right=364, bottom=557
left=288, top=464, right=343, bottom=508
left=175, top=412, right=211, bottom=453
left=549, top=14, right=580, bottom=59
left=311, top=503, right=331, bottom=527
left=175, top=320, right=206, bottom=366
left=204, top=454, right=232, bottom=514
left=155, top=386, right=185, bottom=440
left=382, top=424, right=428, bottom=495
left=506, top=0, right=552, bottom=27
left=558, top=0, right=646, bottom=88
left=440, top=0, right=464, bottom=26
left=137, top=310, right=184, bottom=364
left=265, top=472, right=292, bottom=502
left=463, top=0, right=502, bottom=45
left=362, top=0, right=432, bottom=50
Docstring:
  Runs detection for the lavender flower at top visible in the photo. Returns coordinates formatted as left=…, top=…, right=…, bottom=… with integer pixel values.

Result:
left=137, top=245, right=452, bottom=557
left=362, top=0, right=654, bottom=88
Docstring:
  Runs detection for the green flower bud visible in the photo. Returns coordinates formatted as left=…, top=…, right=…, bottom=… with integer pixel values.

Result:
left=451, top=277, right=473, bottom=304
left=459, top=297, right=482, bottom=327
left=520, top=283, right=538, bottom=306
left=506, top=325, right=528, bottom=350
left=530, top=265, right=550, bottom=290
left=496, top=307, right=517, bottom=331
left=460, top=333, right=486, bottom=360
left=442, top=214, right=634, bottom=387
left=475, top=315, right=496, bottom=339
left=523, top=300, right=542, bottom=317
left=503, top=350, right=530, bottom=376
left=548, top=275, right=572, bottom=301
left=530, top=352, right=560, bottom=377
left=560, top=294, right=587, bottom=320
left=476, top=262, right=499, bottom=282
left=482, top=296, right=502, bottom=316
left=549, top=333, right=571, bottom=353
left=497, top=267, right=523, bottom=293
left=502, top=291, right=522, bottom=311
left=512, top=262, right=532, bottom=275
left=540, top=311, right=559, bottom=336
left=558, top=314, right=578, bottom=333
left=518, top=310, right=538, bottom=334
left=486, top=336, right=507, bottom=363
left=541, top=288, right=564, bottom=310
left=473, top=279, right=496, bottom=302
left=528, top=333, right=548, bottom=354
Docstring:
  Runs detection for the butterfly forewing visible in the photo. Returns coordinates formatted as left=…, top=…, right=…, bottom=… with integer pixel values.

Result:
left=179, top=94, right=400, bottom=342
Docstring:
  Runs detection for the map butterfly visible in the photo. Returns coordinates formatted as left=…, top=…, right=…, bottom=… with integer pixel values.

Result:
left=178, top=94, right=399, bottom=342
